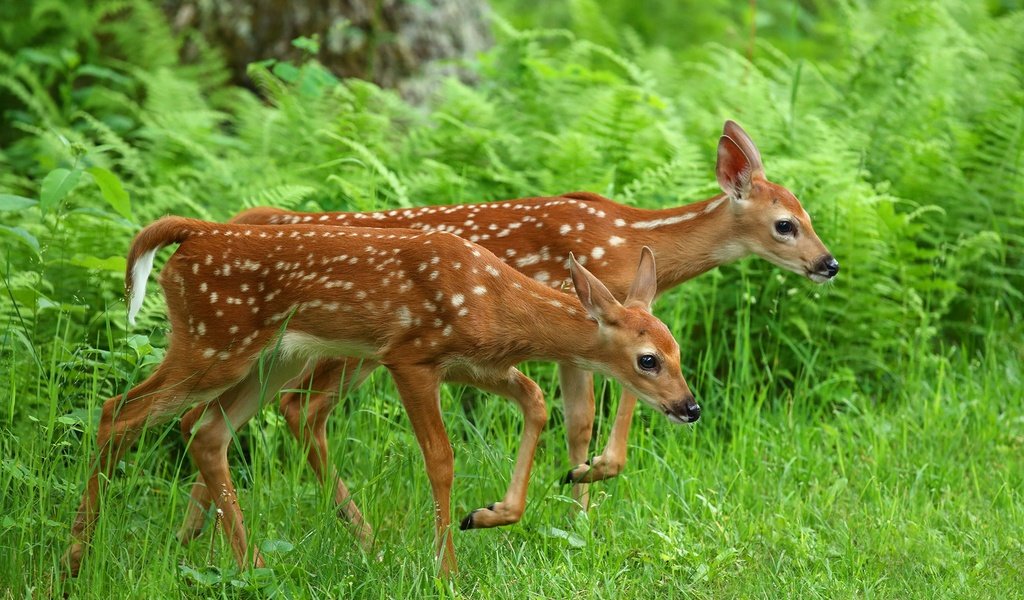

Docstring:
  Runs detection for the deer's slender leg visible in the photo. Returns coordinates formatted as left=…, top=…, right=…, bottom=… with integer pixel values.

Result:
left=64, top=355, right=245, bottom=575
left=182, top=357, right=306, bottom=569
left=281, top=357, right=377, bottom=544
left=387, top=364, right=456, bottom=576
left=565, top=390, right=638, bottom=484
left=558, top=363, right=596, bottom=510
left=176, top=470, right=213, bottom=545
left=455, top=368, right=547, bottom=530
left=177, top=357, right=378, bottom=547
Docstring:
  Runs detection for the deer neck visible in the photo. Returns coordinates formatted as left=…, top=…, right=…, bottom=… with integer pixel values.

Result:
left=625, top=194, right=748, bottom=291
left=487, top=282, right=604, bottom=369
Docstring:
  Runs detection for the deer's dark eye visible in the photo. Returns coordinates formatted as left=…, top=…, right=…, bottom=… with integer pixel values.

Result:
left=775, top=220, right=795, bottom=235
left=637, top=354, right=659, bottom=372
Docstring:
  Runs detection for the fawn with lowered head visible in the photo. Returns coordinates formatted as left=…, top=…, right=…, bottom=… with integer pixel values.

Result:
left=179, top=120, right=838, bottom=520
left=64, top=217, right=692, bottom=576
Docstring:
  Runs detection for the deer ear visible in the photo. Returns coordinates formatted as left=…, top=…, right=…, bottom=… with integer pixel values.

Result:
left=624, top=246, right=657, bottom=310
left=569, top=253, right=622, bottom=324
left=716, top=135, right=756, bottom=199
left=722, top=120, right=765, bottom=175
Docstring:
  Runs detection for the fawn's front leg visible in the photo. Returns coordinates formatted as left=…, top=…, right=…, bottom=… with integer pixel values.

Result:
left=564, top=390, right=638, bottom=484
left=558, top=363, right=596, bottom=510
left=388, top=364, right=457, bottom=576
left=455, top=368, right=547, bottom=530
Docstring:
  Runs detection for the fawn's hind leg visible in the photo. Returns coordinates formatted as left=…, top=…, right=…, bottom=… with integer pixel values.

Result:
left=180, top=357, right=307, bottom=569
left=177, top=357, right=379, bottom=548
left=64, top=354, right=247, bottom=576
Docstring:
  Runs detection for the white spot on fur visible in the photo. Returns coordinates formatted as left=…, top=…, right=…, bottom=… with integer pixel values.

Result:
left=591, top=247, right=605, bottom=260
left=396, top=306, right=412, bottom=327
left=515, top=254, right=541, bottom=268
left=704, top=197, right=726, bottom=214
left=631, top=210, right=702, bottom=230
left=473, top=286, right=487, bottom=295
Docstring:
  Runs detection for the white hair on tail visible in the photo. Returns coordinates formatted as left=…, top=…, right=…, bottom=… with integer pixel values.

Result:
left=127, top=248, right=158, bottom=325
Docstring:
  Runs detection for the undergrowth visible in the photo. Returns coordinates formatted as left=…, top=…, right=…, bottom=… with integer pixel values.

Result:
left=0, top=0, right=1021, bottom=597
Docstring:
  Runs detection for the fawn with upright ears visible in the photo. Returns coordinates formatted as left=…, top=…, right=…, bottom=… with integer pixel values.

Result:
left=64, top=217, right=692, bottom=576
left=179, top=120, right=838, bottom=519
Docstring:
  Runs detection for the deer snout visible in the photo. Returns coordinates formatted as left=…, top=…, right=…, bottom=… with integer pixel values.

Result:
left=817, top=254, right=840, bottom=279
left=666, top=394, right=700, bottom=424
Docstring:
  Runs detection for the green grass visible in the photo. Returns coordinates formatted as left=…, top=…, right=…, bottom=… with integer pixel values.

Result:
left=1, top=297, right=1021, bottom=598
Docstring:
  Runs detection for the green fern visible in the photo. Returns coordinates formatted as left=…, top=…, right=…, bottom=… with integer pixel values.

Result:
left=1, top=0, right=1021, bottom=418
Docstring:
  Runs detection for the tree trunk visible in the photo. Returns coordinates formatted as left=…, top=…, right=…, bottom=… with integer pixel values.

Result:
left=164, top=0, right=492, bottom=100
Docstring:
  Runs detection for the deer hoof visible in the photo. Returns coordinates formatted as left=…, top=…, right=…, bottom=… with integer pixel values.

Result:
left=563, top=460, right=591, bottom=485
left=460, top=503, right=498, bottom=530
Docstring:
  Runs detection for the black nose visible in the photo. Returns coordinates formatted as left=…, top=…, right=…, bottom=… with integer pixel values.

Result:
left=684, top=397, right=700, bottom=421
left=818, top=255, right=840, bottom=278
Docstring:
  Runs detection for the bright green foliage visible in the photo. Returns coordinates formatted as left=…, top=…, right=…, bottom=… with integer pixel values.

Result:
left=0, top=0, right=1022, bottom=597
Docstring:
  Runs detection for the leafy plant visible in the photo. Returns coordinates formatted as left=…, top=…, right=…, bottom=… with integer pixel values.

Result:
left=0, top=0, right=1021, bottom=596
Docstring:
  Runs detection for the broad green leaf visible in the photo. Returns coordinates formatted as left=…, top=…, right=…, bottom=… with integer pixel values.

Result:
left=260, top=539, right=294, bottom=554
left=70, top=255, right=127, bottom=272
left=56, top=415, right=81, bottom=426
left=87, top=167, right=132, bottom=220
left=291, top=35, right=320, bottom=54
left=0, top=195, right=37, bottom=211
left=35, top=298, right=87, bottom=315
left=39, top=168, right=82, bottom=215
left=16, top=48, right=62, bottom=69
left=0, top=225, right=41, bottom=255
left=178, top=565, right=224, bottom=586
left=272, top=62, right=301, bottom=84
left=75, top=64, right=132, bottom=87
left=126, top=335, right=154, bottom=357
left=539, top=525, right=586, bottom=548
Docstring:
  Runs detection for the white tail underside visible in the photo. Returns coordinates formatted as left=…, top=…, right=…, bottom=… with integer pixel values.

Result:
left=128, top=248, right=158, bottom=325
